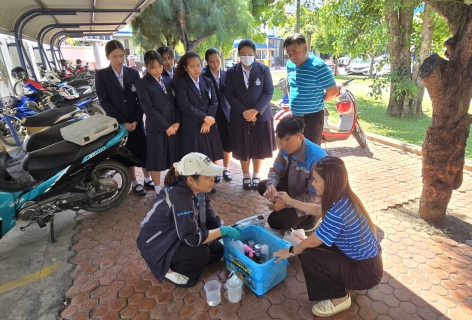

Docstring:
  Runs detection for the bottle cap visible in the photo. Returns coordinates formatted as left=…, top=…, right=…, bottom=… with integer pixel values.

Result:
left=261, top=244, right=269, bottom=252
left=254, top=244, right=261, bottom=252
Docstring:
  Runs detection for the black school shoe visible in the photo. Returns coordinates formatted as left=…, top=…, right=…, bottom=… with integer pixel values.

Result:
left=214, top=176, right=221, bottom=183
left=143, top=180, right=155, bottom=189
left=223, top=169, right=232, bottom=181
left=243, top=178, right=252, bottom=190
left=251, top=178, right=260, bottom=191
left=133, top=184, right=147, bottom=197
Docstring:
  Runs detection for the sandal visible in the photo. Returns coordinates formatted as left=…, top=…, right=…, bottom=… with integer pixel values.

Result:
left=223, top=169, right=232, bottom=181
left=133, top=184, right=147, bottom=197
left=243, top=178, right=252, bottom=190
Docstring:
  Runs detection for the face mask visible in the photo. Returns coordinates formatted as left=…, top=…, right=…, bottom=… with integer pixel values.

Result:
left=240, top=56, right=255, bottom=66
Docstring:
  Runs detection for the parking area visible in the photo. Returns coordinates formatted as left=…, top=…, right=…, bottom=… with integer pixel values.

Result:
left=1, top=136, right=470, bottom=319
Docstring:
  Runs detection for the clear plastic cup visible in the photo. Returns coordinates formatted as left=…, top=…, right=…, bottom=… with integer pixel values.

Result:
left=204, top=280, right=221, bottom=306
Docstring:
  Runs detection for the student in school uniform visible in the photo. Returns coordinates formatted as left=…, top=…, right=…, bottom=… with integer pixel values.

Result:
left=225, top=38, right=276, bottom=191
left=157, top=46, right=176, bottom=80
left=135, top=50, right=181, bottom=195
left=95, top=40, right=152, bottom=197
left=203, top=48, right=232, bottom=182
left=273, top=156, right=383, bottom=318
left=174, top=52, right=224, bottom=183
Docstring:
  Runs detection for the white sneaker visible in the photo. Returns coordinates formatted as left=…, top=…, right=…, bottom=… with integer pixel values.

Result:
left=312, top=295, right=351, bottom=317
left=165, top=272, right=190, bottom=287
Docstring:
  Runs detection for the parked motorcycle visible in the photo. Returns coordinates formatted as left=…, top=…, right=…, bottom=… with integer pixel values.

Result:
left=0, top=115, right=134, bottom=242
left=273, top=78, right=367, bottom=148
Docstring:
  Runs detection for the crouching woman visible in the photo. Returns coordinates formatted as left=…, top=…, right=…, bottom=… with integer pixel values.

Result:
left=137, top=152, right=241, bottom=287
left=273, top=156, right=383, bottom=317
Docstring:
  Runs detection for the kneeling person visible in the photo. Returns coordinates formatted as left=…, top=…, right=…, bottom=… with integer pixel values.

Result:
left=137, top=153, right=241, bottom=287
left=257, top=117, right=326, bottom=231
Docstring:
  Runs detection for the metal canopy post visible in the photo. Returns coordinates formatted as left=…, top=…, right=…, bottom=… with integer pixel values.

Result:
left=14, top=8, right=139, bottom=78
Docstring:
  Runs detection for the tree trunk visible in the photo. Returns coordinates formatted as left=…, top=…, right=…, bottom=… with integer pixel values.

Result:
left=368, top=53, right=375, bottom=76
left=296, top=0, right=301, bottom=33
left=419, top=54, right=472, bottom=223
left=385, top=3, right=416, bottom=117
left=334, top=56, right=339, bottom=76
left=306, top=33, right=312, bottom=51
left=411, top=3, right=435, bottom=116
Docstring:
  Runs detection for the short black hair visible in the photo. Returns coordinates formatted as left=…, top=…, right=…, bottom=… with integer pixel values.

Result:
left=205, top=48, right=220, bottom=62
left=157, top=46, right=174, bottom=59
left=238, top=39, right=256, bottom=53
left=276, top=117, right=305, bottom=139
left=105, top=40, right=125, bottom=57
left=144, top=50, right=163, bottom=67
left=284, top=33, right=307, bottom=48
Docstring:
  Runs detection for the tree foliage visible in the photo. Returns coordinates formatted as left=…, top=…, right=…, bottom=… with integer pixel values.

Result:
left=132, top=0, right=255, bottom=52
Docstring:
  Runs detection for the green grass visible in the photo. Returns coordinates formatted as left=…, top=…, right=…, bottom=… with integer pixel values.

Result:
left=270, top=73, right=472, bottom=159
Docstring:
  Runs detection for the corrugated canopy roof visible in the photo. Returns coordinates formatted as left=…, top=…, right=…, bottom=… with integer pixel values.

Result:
left=0, top=0, right=153, bottom=44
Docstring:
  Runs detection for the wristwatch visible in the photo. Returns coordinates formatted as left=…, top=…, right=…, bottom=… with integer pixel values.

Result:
left=289, top=246, right=296, bottom=256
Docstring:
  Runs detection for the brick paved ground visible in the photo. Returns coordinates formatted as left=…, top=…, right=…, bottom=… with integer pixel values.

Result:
left=59, top=137, right=472, bottom=320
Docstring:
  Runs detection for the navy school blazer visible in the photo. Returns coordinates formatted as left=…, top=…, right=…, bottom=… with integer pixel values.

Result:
left=225, top=61, right=274, bottom=124
left=202, top=68, right=231, bottom=121
left=174, top=74, right=218, bottom=135
left=95, top=65, right=143, bottom=124
left=135, top=73, right=180, bottom=133
left=162, top=67, right=176, bottom=79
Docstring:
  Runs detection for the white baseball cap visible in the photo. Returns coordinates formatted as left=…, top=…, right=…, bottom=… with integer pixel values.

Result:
left=174, top=153, right=224, bottom=177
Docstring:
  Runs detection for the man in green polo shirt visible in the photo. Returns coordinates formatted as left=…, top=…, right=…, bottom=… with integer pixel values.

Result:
left=284, top=33, right=339, bottom=146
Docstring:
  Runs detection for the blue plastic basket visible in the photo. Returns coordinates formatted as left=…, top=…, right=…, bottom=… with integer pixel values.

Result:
left=223, top=225, right=291, bottom=295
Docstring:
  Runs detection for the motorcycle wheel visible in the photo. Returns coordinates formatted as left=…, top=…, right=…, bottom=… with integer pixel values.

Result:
left=83, top=159, right=131, bottom=212
left=86, top=104, right=105, bottom=116
left=0, top=117, right=26, bottom=147
left=353, top=120, right=367, bottom=148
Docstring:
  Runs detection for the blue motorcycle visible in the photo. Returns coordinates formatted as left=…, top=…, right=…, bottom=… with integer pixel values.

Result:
left=0, top=117, right=135, bottom=242
left=1, top=91, right=103, bottom=147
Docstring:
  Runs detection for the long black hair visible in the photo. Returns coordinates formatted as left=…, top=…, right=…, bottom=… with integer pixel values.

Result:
left=314, top=156, right=377, bottom=237
left=174, top=51, right=202, bottom=81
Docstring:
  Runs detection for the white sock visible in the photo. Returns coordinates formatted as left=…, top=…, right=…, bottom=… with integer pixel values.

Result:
left=224, top=167, right=230, bottom=171
left=243, top=173, right=251, bottom=179
left=253, top=173, right=260, bottom=179
left=154, top=185, right=162, bottom=194
left=144, top=176, right=152, bottom=183
left=132, top=180, right=139, bottom=187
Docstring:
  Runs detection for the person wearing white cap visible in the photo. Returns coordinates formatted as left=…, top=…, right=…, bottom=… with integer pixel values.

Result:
left=137, top=152, right=242, bottom=287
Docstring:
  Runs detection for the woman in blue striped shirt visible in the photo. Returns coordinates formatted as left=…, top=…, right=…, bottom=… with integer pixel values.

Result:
left=274, top=156, right=383, bottom=317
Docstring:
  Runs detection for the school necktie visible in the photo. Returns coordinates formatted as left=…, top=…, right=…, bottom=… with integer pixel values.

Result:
left=118, top=74, right=124, bottom=88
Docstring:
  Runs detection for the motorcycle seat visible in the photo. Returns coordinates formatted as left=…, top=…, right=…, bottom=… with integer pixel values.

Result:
left=67, top=79, right=89, bottom=87
left=21, top=130, right=117, bottom=181
left=55, top=93, right=97, bottom=108
left=76, top=87, right=89, bottom=95
left=22, top=106, right=80, bottom=127
left=23, top=118, right=83, bottom=153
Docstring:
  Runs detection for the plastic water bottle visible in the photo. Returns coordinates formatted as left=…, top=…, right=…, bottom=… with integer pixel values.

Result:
left=229, top=240, right=245, bottom=254
left=260, top=244, right=269, bottom=263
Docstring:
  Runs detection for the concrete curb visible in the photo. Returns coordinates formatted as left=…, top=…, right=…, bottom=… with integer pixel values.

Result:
left=365, top=132, right=472, bottom=172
